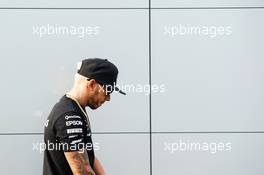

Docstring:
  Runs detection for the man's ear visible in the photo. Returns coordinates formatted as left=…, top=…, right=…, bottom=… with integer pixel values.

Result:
left=87, top=79, right=97, bottom=90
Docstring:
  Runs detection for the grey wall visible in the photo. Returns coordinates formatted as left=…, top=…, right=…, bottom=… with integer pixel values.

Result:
left=0, top=1, right=264, bottom=175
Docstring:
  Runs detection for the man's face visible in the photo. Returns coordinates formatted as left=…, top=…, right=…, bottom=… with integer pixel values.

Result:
left=87, top=82, right=111, bottom=109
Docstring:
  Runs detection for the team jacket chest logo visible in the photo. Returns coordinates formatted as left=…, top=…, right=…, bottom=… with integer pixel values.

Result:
left=66, top=120, right=83, bottom=126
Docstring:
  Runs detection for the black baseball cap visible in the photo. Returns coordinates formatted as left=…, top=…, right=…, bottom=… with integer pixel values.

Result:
left=77, top=58, right=126, bottom=95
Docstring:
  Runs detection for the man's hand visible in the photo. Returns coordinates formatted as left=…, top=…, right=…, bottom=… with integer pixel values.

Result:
left=64, top=150, right=96, bottom=175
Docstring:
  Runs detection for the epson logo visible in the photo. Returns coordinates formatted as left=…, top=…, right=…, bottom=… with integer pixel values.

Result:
left=66, top=120, right=83, bottom=126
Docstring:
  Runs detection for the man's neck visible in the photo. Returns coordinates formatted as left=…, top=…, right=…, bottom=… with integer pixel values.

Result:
left=66, top=90, right=86, bottom=107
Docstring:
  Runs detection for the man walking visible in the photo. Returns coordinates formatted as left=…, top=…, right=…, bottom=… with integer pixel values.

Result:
left=43, top=58, right=125, bottom=175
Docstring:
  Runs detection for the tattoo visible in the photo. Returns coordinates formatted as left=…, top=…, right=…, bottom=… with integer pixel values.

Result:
left=65, top=150, right=95, bottom=175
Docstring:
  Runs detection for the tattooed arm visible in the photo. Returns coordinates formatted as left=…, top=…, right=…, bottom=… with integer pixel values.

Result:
left=64, top=149, right=96, bottom=175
